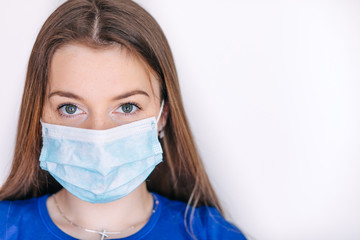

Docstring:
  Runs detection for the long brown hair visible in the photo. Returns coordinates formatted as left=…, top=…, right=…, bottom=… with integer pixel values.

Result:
left=0, top=0, right=221, bottom=216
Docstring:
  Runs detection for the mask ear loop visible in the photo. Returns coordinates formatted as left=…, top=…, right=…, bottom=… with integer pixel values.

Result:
left=156, top=100, right=165, bottom=123
left=157, top=100, right=165, bottom=138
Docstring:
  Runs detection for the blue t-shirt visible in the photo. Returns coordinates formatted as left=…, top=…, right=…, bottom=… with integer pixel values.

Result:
left=0, top=193, right=246, bottom=240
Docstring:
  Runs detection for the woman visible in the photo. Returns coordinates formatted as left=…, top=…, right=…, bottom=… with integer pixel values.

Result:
left=0, top=0, right=246, bottom=239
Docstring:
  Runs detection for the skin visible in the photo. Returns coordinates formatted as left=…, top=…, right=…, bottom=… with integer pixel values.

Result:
left=43, top=43, right=167, bottom=239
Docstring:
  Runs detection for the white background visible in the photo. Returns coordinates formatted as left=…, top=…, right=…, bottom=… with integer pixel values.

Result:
left=1, top=1, right=360, bottom=239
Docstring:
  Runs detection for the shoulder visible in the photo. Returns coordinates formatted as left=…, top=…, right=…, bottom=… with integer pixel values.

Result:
left=0, top=197, right=40, bottom=219
left=192, top=206, right=247, bottom=239
left=154, top=193, right=188, bottom=216
left=0, top=195, right=49, bottom=239
left=0, top=200, right=12, bottom=221
left=154, top=193, right=247, bottom=240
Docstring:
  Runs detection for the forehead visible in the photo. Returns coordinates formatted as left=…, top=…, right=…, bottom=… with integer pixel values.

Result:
left=48, top=43, right=160, bottom=100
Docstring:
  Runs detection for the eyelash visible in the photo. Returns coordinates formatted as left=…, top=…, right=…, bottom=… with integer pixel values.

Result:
left=57, top=103, right=83, bottom=118
left=115, top=102, right=142, bottom=116
left=56, top=102, right=142, bottom=118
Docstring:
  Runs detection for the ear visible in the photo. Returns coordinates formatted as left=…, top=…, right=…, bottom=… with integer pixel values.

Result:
left=158, top=102, right=169, bottom=132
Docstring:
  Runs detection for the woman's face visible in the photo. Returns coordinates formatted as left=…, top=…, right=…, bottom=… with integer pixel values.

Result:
left=42, top=43, right=163, bottom=129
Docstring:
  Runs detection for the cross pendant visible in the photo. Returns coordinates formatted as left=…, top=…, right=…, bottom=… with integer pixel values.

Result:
left=99, top=230, right=109, bottom=240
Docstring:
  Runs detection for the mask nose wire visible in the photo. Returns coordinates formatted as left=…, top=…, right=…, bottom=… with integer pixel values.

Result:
left=156, top=100, right=165, bottom=123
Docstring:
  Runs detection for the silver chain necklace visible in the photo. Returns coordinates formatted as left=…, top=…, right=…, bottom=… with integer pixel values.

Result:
left=53, top=194, right=159, bottom=240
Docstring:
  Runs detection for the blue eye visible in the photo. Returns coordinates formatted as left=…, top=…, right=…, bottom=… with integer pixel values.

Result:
left=59, top=104, right=83, bottom=116
left=116, top=103, right=139, bottom=114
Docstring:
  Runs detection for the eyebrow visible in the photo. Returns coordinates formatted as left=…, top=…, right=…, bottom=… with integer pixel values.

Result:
left=111, top=90, right=150, bottom=100
left=48, top=90, right=150, bottom=101
left=48, top=91, right=83, bottom=100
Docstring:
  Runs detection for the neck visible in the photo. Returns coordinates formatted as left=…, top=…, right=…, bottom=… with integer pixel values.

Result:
left=51, top=183, right=153, bottom=232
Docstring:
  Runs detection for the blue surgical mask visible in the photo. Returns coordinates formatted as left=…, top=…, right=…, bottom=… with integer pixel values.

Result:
left=39, top=102, right=164, bottom=203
